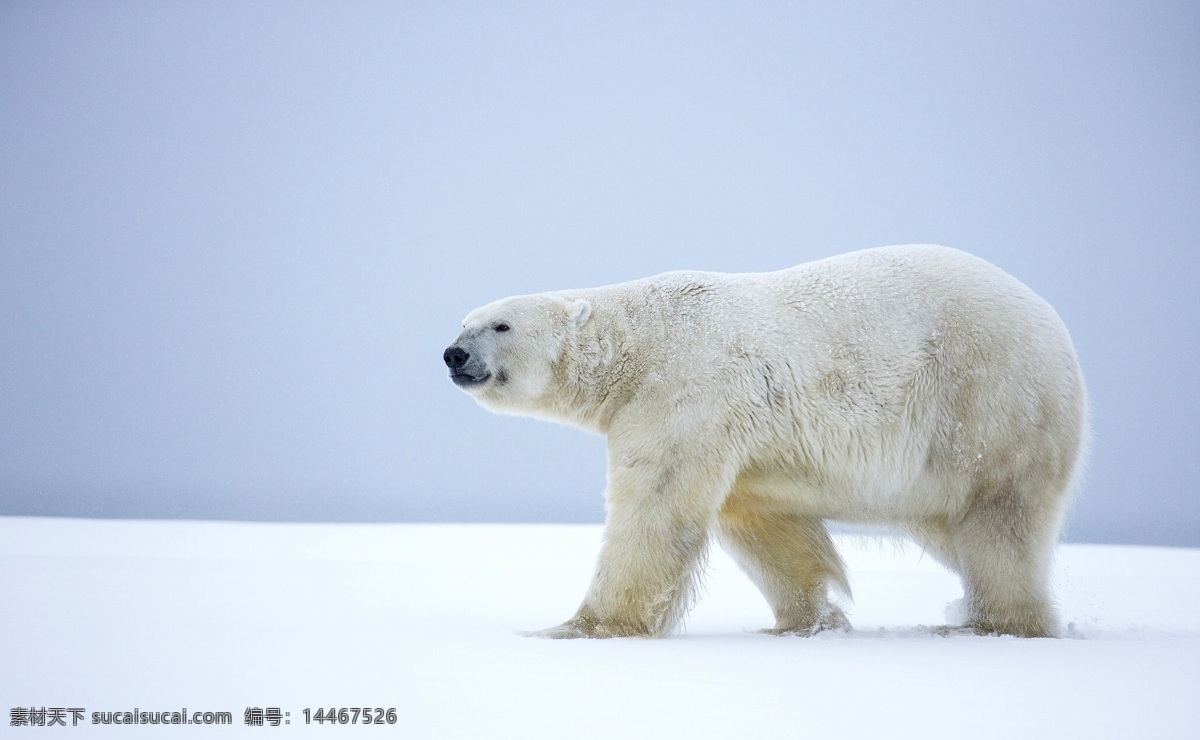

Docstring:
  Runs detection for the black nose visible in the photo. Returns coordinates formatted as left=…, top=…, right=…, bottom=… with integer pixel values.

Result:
left=443, top=345, right=469, bottom=370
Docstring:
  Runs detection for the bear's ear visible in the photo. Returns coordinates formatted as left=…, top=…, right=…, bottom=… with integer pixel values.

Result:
left=567, top=299, right=592, bottom=328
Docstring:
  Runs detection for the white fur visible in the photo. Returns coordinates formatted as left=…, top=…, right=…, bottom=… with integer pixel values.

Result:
left=447, top=245, right=1088, bottom=638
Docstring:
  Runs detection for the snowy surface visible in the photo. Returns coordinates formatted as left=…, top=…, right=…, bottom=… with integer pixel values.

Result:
left=3, top=517, right=1198, bottom=738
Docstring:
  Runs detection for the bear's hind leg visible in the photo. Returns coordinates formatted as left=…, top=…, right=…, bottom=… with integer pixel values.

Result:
left=717, top=492, right=850, bottom=635
left=951, top=486, right=1066, bottom=638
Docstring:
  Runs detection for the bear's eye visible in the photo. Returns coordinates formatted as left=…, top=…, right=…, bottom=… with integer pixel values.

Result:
left=494, top=323, right=511, bottom=333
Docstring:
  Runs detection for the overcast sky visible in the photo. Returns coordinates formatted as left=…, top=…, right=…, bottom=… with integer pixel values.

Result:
left=2, top=2, right=1197, bottom=546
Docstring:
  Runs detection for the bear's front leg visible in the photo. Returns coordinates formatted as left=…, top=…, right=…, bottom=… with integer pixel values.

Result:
left=531, top=446, right=734, bottom=639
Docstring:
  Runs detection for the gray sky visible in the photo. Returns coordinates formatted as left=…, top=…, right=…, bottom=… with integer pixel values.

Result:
left=1, top=2, right=1197, bottom=546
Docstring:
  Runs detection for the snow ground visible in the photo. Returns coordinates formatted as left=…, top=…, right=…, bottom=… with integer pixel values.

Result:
left=2, top=517, right=1198, bottom=739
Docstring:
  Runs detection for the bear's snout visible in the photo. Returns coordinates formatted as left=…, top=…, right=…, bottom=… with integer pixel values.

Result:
left=443, top=345, right=469, bottom=370
left=445, top=345, right=490, bottom=388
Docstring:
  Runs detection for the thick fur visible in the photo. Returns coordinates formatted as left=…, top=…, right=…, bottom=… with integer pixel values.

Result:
left=445, top=245, right=1088, bottom=638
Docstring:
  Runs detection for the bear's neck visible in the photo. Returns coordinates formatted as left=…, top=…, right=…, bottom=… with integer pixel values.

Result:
left=552, top=308, right=649, bottom=434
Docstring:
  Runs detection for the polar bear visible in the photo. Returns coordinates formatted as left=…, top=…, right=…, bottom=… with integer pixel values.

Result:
left=443, top=245, right=1087, bottom=638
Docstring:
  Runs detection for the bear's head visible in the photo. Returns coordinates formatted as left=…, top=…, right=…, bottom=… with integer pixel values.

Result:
left=443, top=294, right=592, bottom=417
